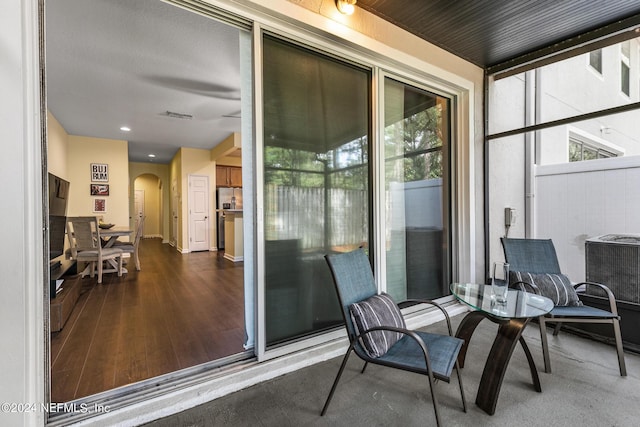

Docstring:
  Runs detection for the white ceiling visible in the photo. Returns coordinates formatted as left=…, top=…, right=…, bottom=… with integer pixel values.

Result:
left=46, top=0, right=242, bottom=164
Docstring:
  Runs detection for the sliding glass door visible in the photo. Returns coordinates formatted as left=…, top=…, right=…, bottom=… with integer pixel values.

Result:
left=261, top=35, right=371, bottom=346
left=382, top=76, right=451, bottom=301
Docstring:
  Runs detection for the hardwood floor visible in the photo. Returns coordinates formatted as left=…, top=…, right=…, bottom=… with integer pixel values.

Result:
left=50, top=238, right=245, bottom=402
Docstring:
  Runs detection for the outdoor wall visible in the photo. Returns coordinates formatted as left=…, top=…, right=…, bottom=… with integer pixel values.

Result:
left=487, top=74, right=528, bottom=269
left=537, top=42, right=640, bottom=165
left=535, top=155, right=640, bottom=281
left=1, top=1, right=45, bottom=424
left=66, top=135, right=129, bottom=227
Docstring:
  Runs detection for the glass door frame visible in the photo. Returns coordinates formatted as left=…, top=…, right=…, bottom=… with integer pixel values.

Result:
left=374, top=70, right=457, bottom=313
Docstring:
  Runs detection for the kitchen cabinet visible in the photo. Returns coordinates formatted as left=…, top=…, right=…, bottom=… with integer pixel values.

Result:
left=216, top=166, right=242, bottom=187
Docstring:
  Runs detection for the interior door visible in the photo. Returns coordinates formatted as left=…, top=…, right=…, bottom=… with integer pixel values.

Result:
left=188, top=175, right=210, bottom=252
left=134, top=189, right=145, bottom=237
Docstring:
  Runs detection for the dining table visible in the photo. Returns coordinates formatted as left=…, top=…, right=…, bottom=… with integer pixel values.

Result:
left=99, top=225, right=133, bottom=248
left=92, top=225, right=133, bottom=275
left=450, top=282, right=554, bottom=415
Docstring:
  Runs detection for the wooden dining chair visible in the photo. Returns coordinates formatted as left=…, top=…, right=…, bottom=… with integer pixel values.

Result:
left=112, top=215, right=145, bottom=271
left=67, top=216, right=124, bottom=284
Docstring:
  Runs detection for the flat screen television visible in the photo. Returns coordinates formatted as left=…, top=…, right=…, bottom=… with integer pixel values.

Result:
left=48, top=173, right=70, bottom=263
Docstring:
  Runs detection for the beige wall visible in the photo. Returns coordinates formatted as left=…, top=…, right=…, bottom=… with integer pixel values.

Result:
left=46, top=112, right=132, bottom=248
left=47, top=111, right=69, bottom=179
left=170, top=149, right=183, bottom=251
left=66, top=135, right=129, bottom=227
left=211, top=132, right=242, bottom=170
left=178, top=147, right=217, bottom=252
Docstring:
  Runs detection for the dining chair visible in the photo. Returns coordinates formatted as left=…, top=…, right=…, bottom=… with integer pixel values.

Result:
left=67, top=216, right=124, bottom=284
left=322, top=248, right=466, bottom=427
left=501, top=237, right=626, bottom=376
left=112, top=216, right=145, bottom=271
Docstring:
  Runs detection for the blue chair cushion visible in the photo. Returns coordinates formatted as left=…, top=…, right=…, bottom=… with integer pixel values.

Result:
left=549, top=305, right=618, bottom=319
left=510, top=271, right=583, bottom=307
left=379, top=331, right=463, bottom=379
left=350, top=293, right=406, bottom=358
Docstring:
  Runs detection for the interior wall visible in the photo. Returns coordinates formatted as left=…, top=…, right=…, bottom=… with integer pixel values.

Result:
left=47, top=111, right=69, bottom=179
left=179, top=147, right=217, bottom=251
left=170, top=150, right=183, bottom=251
left=66, top=135, right=129, bottom=227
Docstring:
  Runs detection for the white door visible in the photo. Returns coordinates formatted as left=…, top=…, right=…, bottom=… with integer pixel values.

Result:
left=134, top=189, right=145, bottom=237
left=188, top=175, right=210, bottom=252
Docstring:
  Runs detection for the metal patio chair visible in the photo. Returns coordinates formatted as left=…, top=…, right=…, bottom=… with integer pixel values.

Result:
left=501, top=237, right=626, bottom=376
left=321, top=248, right=466, bottom=427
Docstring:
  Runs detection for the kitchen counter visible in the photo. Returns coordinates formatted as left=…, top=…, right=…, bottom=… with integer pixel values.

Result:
left=223, top=210, right=243, bottom=262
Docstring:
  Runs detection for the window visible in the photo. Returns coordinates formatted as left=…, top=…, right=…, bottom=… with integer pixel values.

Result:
left=569, top=139, right=617, bottom=162
left=621, top=41, right=631, bottom=96
left=589, top=49, right=602, bottom=74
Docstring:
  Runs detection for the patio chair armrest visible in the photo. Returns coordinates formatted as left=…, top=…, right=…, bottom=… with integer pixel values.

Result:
left=356, top=325, right=433, bottom=368
left=574, top=281, right=618, bottom=315
left=400, top=299, right=454, bottom=336
left=510, top=280, right=542, bottom=295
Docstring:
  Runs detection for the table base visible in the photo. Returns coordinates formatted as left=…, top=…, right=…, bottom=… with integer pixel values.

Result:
left=455, top=310, right=541, bottom=415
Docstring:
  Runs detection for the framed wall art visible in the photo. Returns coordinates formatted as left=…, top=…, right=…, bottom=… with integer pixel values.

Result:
left=90, top=163, right=109, bottom=182
left=90, top=184, right=109, bottom=196
left=93, top=198, right=107, bottom=213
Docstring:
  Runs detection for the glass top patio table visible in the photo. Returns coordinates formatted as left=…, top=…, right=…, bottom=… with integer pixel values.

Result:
left=449, top=282, right=554, bottom=415
left=450, top=282, right=553, bottom=320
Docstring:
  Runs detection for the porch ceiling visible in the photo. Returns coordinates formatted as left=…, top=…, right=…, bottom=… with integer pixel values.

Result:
left=358, top=0, right=640, bottom=70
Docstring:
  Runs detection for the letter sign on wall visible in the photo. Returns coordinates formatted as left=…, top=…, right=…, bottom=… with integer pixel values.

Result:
left=91, top=163, right=109, bottom=182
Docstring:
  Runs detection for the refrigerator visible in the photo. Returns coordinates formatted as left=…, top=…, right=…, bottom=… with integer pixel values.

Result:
left=216, top=188, right=243, bottom=249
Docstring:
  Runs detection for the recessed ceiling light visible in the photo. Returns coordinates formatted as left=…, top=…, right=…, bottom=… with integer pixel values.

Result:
left=148, top=154, right=156, bottom=158
left=120, top=126, right=131, bottom=132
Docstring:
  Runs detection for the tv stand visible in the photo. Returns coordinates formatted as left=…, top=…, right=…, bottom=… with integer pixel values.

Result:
left=50, top=258, right=76, bottom=299
left=49, top=258, right=79, bottom=332
left=50, top=275, right=81, bottom=332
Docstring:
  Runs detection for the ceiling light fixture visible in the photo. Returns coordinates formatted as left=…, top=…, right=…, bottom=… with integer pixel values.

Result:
left=165, top=110, right=193, bottom=120
left=148, top=154, right=156, bottom=158
left=336, top=0, right=356, bottom=15
left=120, top=126, right=131, bottom=132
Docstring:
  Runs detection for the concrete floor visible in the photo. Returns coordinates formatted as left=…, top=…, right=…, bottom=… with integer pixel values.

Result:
left=145, top=315, right=640, bottom=426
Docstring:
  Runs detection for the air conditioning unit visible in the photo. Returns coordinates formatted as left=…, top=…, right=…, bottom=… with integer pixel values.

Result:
left=585, top=234, right=640, bottom=304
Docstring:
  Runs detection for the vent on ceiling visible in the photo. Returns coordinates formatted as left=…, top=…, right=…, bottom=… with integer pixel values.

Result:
left=164, top=110, right=193, bottom=120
